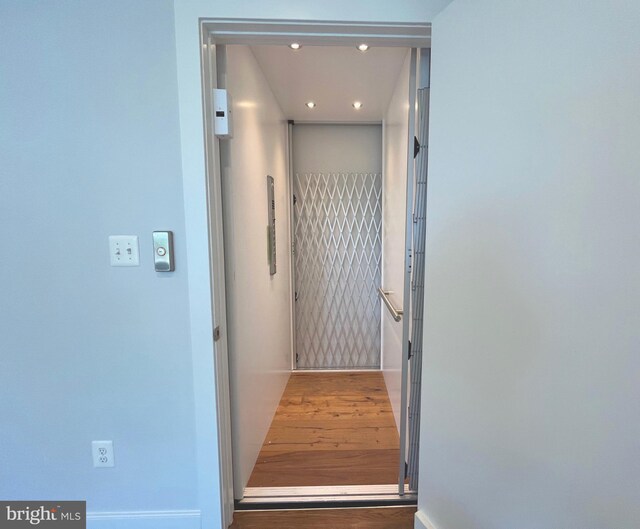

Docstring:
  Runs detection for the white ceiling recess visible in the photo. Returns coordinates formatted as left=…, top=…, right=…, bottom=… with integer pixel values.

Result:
left=249, top=45, right=410, bottom=122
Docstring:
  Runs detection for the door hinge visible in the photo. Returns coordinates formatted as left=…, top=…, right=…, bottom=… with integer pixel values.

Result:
left=293, top=193, right=297, bottom=206
left=214, top=326, right=221, bottom=342
left=414, top=136, right=421, bottom=159
left=408, top=340, right=412, bottom=360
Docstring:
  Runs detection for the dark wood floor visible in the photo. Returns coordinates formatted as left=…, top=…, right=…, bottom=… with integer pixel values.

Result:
left=229, top=506, right=416, bottom=529
left=247, top=372, right=400, bottom=487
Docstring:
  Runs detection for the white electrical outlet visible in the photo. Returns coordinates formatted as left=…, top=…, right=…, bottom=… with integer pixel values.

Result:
left=109, top=235, right=140, bottom=266
left=92, top=440, right=115, bottom=468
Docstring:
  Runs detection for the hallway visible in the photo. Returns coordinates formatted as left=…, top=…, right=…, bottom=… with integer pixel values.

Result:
left=247, top=372, right=400, bottom=487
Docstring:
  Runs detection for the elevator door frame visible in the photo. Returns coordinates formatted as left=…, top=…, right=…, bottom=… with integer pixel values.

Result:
left=199, top=19, right=430, bottom=526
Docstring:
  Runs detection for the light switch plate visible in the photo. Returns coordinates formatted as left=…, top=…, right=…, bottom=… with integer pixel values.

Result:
left=109, top=236, right=140, bottom=266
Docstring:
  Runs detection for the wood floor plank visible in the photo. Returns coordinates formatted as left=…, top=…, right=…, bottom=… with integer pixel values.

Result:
left=273, top=407, right=395, bottom=421
left=229, top=506, right=416, bottom=529
left=278, top=393, right=392, bottom=416
left=247, top=372, right=400, bottom=486
left=247, top=449, right=401, bottom=487
left=284, top=372, right=389, bottom=396
left=262, top=424, right=399, bottom=451
left=269, top=415, right=397, bottom=429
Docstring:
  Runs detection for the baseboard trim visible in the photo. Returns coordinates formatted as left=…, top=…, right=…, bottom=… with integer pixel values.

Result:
left=87, top=510, right=201, bottom=529
left=415, top=509, right=438, bottom=529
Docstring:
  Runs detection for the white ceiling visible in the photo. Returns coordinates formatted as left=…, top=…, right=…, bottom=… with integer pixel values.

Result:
left=249, top=45, right=409, bottom=122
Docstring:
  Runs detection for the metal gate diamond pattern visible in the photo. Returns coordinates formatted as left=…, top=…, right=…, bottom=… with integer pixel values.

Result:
left=294, top=173, right=382, bottom=369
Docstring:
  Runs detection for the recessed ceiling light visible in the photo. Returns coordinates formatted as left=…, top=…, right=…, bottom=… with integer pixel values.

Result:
left=357, top=44, right=369, bottom=52
left=305, top=101, right=316, bottom=109
left=352, top=101, right=363, bottom=109
left=289, top=43, right=302, bottom=50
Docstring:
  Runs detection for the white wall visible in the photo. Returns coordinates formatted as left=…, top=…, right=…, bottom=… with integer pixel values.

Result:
left=418, top=1, right=640, bottom=528
left=0, top=1, right=200, bottom=527
left=381, top=51, right=411, bottom=431
left=222, top=45, right=291, bottom=499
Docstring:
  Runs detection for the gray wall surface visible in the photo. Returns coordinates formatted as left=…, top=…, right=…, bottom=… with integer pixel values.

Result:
left=0, top=0, right=198, bottom=515
left=293, top=124, right=382, bottom=175
left=417, top=1, right=640, bottom=528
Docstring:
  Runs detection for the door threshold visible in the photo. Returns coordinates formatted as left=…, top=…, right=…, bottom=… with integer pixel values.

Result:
left=292, top=369, right=382, bottom=373
left=236, top=484, right=417, bottom=510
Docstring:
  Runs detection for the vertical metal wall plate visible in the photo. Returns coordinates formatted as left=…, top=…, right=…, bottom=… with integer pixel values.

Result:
left=152, top=231, right=175, bottom=272
left=267, top=175, right=276, bottom=275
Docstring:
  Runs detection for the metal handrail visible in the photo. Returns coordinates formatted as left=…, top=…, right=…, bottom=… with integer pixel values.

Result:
left=378, top=288, right=403, bottom=322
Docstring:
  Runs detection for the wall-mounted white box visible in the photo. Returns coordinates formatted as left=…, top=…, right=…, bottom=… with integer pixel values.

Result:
left=213, top=88, right=233, bottom=139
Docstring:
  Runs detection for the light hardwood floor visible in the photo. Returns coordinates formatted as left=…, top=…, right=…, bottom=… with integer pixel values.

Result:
left=229, top=506, right=416, bottom=529
left=247, top=371, right=400, bottom=487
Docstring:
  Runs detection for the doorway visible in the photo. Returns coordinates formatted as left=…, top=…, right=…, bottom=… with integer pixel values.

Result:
left=199, top=19, right=430, bottom=524
left=292, top=124, right=382, bottom=369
